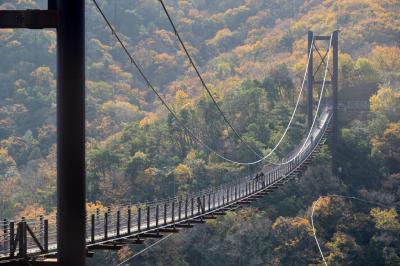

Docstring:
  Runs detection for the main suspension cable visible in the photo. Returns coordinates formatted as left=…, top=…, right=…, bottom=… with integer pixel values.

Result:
left=157, top=0, right=327, bottom=166
left=91, top=0, right=276, bottom=165
left=92, top=0, right=328, bottom=166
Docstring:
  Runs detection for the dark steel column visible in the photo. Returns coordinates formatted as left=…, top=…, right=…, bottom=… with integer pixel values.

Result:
left=331, top=30, right=339, bottom=176
left=307, top=31, right=314, bottom=129
left=56, top=0, right=86, bottom=265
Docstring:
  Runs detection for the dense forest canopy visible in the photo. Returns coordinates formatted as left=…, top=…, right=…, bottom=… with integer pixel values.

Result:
left=0, top=0, right=399, bottom=265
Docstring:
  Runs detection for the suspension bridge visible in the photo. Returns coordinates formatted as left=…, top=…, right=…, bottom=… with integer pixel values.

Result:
left=0, top=1, right=339, bottom=265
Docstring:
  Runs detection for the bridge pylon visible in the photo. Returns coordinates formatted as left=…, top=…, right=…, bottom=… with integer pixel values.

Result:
left=306, top=30, right=339, bottom=176
left=0, top=0, right=86, bottom=265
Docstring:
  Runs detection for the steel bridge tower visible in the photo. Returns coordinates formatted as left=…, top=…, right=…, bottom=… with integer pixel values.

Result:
left=0, top=0, right=86, bottom=265
left=306, top=30, right=339, bottom=176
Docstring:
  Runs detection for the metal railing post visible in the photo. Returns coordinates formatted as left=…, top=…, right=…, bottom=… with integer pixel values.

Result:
left=164, top=203, right=167, bottom=225
left=156, top=205, right=159, bottom=227
left=191, top=198, right=194, bottom=217
left=44, top=219, right=48, bottom=253
left=9, top=221, right=14, bottom=258
left=19, top=220, right=27, bottom=257
left=107, top=207, right=111, bottom=237
left=178, top=200, right=182, bottom=221
left=39, top=216, right=44, bottom=247
left=104, top=212, right=108, bottom=239
left=3, top=219, right=8, bottom=252
left=137, top=207, right=141, bottom=232
left=127, top=206, right=131, bottom=234
left=90, top=214, right=95, bottom=243
left=185, top=197, right=188, bottom=219
left=17, top=222, right=22, bottom=257
left=235, top=185, right=237, bottom=200
left=21, top=218, right=27, bottom=257
left=171, top=201, right=175, bottom=223
left=117, top=209, right=120, bottom=237
left=213, top=191, right=216, bottom=208
left=202, top=195, right=206, bottom=213
left=146, top=206, right=150, bottom=230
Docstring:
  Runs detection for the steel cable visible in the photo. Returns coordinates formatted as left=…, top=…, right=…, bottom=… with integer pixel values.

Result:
left=93, top=0, right=326, bottom=166
left=311, top=194, right=393, bottom=266
left=92, top=0, right=322, bottom=166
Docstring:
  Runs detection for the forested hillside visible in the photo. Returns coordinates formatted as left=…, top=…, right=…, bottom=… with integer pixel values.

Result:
left=0, top=0, right=399, bottom=265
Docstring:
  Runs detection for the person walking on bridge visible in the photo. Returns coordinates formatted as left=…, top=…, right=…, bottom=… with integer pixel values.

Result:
left=260, top=172, right=266, bottom=188
left=253, top=173, right=260, bottom=184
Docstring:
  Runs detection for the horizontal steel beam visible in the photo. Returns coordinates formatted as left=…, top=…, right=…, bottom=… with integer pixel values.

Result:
left=0, top=259, right=58, bottom=266
left=138, top=233, right=163, bottom=238
left=89, top=244, right=122, bottom=250
left=30, top=259, right=58, bottom=266
left=0, top=10, right=58, bottom=29
left=175, top=223, right=194, bottom=228
left=249, top=195, right=264, bottom=199
left=314, top=35, right=331, bottom=41
left=202, top=215, right=217, bottom=220
left=158, top=228, right=180, bottom=233
left=221, top=207, right=239, bottom=211
left=314, top=80, right=332, bottom=85
left=189, top=219, right=205, bottom=224
left=239, top=201, right=254, bottom=204
left=213, top=211, right=227, bottom=215
left=117, top=238, right=144, bottom=245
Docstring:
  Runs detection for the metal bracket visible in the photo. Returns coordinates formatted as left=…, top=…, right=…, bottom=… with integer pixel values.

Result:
left=0, top=10, right=58, bottom=29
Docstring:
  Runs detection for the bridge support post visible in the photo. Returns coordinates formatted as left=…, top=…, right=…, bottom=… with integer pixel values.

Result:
left=56, top=0, right=86, bottom=265
left=331, top=30, right=339, bottom=176
left=307, top=31, right=314, bottom=129
left=0, top=0, right=85, bottom=263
